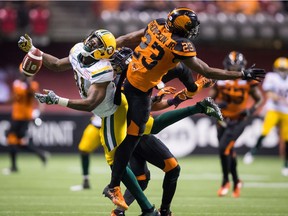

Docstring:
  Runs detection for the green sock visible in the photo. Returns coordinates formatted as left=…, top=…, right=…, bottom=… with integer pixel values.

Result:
left=81, top=153, right=89, bottom=176
left=121, top=166, right=152, bottom=211
left=251, top=135, right=265, bottom=155
left=151, top=105, right=201, bottom=134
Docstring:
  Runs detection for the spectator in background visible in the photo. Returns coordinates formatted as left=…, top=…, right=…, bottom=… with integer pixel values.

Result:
left=0, top=69, right=10, bottom=103
left=28, top=1, right=50, bottom=36
left=243, top=57, right=288, bottom=177
left=216, top=0, right=260, bottom=15
left=2, top=65, right=48, bottom=175
left=0, top=2, right=17, bottom=35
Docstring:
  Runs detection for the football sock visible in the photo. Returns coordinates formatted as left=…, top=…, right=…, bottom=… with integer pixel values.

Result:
left=81, top=153, right=89, bottom=176
left=251, top=135, right=265, bottom=155
left=9, top=145, right=17, bottom=170
left=109, top=135, right=141, bottom=188
left=19, top=145, right=46, bottom=161
left=231, top=154, right=239, bottom=187
left=220, top=154, right=230, bottom=185
left=151, top=105, right=202, bottom=134
left=285, top=141, right=288, bottom=168
left=123, top=178, right=150, bottom=206
left=121, top=166, right=153, bottom=211
left=161, top=165, right=180, bottom=208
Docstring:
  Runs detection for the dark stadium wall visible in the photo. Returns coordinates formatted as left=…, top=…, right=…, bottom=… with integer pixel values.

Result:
left=0, top=113, right=279, bottom=156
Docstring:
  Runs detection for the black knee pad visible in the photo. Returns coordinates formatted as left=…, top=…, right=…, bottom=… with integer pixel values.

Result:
left=163, top=165, right=181, bottom=187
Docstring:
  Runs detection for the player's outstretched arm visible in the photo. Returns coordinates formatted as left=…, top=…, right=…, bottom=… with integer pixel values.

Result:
left=35, top=82, right=109, bottom=112
left=42, top=54, right=72, bottom=72
left=116, top=28, right=145, bottom=49
left=183, top=57, right=266, bottom=81
left=18, top=34, right=72, bottom=72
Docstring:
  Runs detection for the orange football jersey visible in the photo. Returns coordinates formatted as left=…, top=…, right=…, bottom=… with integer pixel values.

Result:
left=215, top=79, right=258, bottom=119
left=11, top=79, right=39, bottom=120
left=127, top=18, right=197, bottom=92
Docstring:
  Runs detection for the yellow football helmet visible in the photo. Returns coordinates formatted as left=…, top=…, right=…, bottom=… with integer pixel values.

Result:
left=82, top=29, right=116, bottom=60
left=273, top=57, right=288, bottom=72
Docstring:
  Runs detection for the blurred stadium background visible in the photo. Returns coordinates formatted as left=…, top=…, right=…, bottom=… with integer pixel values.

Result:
left=1, top=0, right=288, bottom=157
left=1, top=1, right=288, bottom=216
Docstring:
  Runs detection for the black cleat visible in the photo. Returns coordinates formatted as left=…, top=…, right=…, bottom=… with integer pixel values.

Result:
left=111, top=209, right=126, bottom=216
left=83, top=179, right=90, bottom=189
left=197, top=97, right=223, bottom=121
left=159, top=209, right=173, bottom=216
left=140, top=207, right=160, bottom=216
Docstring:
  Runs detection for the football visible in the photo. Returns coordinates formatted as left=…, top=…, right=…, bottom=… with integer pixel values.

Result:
left=21, top=48, right=43, bottom=77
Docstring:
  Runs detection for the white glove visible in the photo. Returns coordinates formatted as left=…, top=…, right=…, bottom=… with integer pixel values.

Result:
left=35, top=89, right=60, bottom=105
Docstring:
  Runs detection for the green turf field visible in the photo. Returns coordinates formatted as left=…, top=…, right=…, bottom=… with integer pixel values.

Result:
left=1, top=153, right=288, bottom=216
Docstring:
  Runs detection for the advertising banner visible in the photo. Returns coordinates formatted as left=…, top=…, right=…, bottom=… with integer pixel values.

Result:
left=0, top=114, right=279, bottom=157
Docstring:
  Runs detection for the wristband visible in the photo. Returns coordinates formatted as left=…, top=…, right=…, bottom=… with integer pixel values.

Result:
left=31, top=46, right=43, bottom=55
left=58, top=97, right=69, bottom=107
left=167, top=98, right=182, bottom=106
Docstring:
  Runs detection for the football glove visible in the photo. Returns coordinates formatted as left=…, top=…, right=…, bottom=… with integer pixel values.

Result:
left=18, top=34, right=36, bottom=53
left=168, top=88, right=194, bottom=107
left=152, top=86, right=176, bottom=103
left=241, top=64, right=266, bottom=82
left=35, top=89, right=60, bottom=105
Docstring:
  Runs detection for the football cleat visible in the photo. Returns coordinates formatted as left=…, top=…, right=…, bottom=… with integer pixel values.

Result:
left=159, top=209, right=173, bottom=216
left=103, top=185, right=128, bottom=210
left=40, top=151, right=50, bottom=167
left=70, top=179, right=91, bottom=192
left=281, top=168, right=288, bottom=177
left=243, top=152, right=254, bottom=165
left=111, top=209, right=125, bottom=216
left=196, top=97, right=224, bottom=121
left=2, top=167, right=18, bottom=175
left=140, top=207, right=160, bottom=216
left=232, top=180, right=243, bottom=198
left=83, top=179, right=90, bottom=189
left=217, top=182, right=230, bottom=197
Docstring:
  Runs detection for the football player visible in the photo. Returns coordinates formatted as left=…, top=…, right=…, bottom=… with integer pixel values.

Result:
left=18, top=30, right=160, bottom=216
left=3, top=65, right=49, bottom=175
left=70, top=115, right=102, bottom=191
left=107, top=6, right=266, bottom=205
left=209, top=51, right=264, bottom=198
left=18, top=29, right=223, bottom=216
left=243, top=57, right=288, bottom=176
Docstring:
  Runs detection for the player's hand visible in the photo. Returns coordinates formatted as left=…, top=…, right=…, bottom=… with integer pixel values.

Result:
left=35, top=89, right=60, bottom=105
left=152, top=86, right=176, bottom=103
left=240, top=107, right=256, bottom=118
left=242, top=64, right=266, bottom=82
left=157, top=86, right=176, bottom=97
left=18, top=34, right=35, bottom=53
left=168, top=88, right=194, bottom=108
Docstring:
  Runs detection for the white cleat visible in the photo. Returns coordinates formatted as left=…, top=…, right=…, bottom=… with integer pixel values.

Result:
left=281, top=168, right=288, bottom=177
left=243, top=152, right=254, bottom=164
left=70, top=185, right=84, bottom=192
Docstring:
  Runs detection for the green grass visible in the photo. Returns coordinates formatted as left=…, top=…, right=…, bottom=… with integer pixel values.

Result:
left=1, top=154, right=288, bottom=216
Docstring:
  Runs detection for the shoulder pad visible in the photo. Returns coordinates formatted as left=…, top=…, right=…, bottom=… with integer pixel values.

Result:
left=173, top=38, right=197, bottom=59
left=155, top=18, right=166, bottom=25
